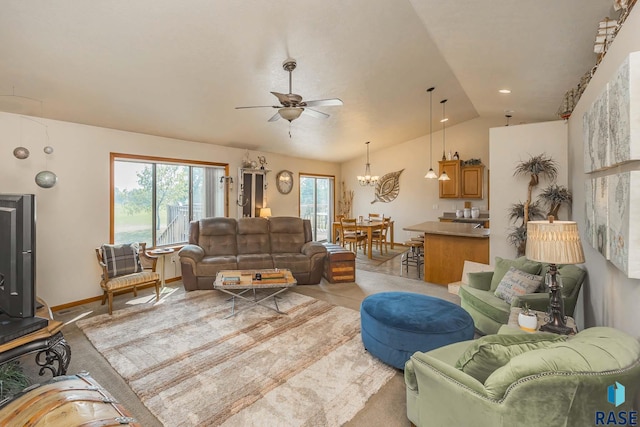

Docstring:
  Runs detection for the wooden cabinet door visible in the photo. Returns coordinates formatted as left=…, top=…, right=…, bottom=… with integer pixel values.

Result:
left=461, top=165, right=484, bottom=199
left=438, top=160, right=460, bottom=198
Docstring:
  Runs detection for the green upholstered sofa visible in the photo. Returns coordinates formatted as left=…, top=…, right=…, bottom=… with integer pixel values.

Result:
left=458, top=256, right=586, bottom=335
left=405, top=327, right=640, bottom=427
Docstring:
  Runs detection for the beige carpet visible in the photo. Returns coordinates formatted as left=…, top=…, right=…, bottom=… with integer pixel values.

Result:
left=77, top=289, right=395, bottom=426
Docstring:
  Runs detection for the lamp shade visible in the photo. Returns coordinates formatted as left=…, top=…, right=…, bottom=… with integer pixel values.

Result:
left=259, top=207, right=272, bottom=218
left=279, top=107, right=303, bottom=122
left=525, top=220, right=585, bottom=265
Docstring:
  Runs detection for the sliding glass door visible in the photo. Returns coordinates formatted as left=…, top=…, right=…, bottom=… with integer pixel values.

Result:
left=299, top=175, right=334, bottom=242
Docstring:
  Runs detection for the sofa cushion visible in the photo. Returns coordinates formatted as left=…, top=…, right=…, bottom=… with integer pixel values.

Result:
left=484, top=327, right=640, bottom=399
left=458, top=285, right=510, bottom=325
left=195, top=255, right=238, bottom=276
left=101, top=243, right=142, bottom=278
left=237, top=217, right=271, bottom=254
left=272, top=253, right=310, bottom=273
left=467, top=271, right=494, bottom=291
left=455, top=333, right=567, bottom=383
left=493, top=267, right=544, bottom=304
left=269, top=217, right=306, bottom=253
left=198, top=217, right=238, bottom=256
left=237, top=254, right=274, bottom=270
left=490, top=256, right=542, bottom=292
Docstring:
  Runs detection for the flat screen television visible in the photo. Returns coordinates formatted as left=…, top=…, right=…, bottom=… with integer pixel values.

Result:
left=0, top=194, right=36, bottom=318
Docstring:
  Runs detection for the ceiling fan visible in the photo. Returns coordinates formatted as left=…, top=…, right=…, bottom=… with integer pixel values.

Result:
left=235, top=58, right=343, bottom=123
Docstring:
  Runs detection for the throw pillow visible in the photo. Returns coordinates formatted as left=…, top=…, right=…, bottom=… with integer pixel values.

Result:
left=101, top=242, right=143, bottom=278
left=455, top=333, right=567, bottom=384
left=489, top=256, right=542, bottom=292
left=494, top=267, right=544, bottom=304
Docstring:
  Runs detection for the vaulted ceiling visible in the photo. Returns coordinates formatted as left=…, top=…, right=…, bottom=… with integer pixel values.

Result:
left=0, top=0, right=614, bottom=162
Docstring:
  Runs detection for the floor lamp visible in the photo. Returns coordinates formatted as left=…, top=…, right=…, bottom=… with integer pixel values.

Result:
left=525, top=217, right=585, bottom=334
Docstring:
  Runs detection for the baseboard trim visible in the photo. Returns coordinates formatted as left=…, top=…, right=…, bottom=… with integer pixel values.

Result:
left=50, top=277, right=182, bottom=312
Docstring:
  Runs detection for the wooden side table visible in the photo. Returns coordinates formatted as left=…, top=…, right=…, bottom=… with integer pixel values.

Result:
left=0, top=299, right=70, bottom=377
left=499, top=307, right=577, bottom=335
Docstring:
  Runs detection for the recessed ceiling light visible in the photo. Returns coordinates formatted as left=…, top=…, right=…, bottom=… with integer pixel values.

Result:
left=499, top=89, right=511, bottom=94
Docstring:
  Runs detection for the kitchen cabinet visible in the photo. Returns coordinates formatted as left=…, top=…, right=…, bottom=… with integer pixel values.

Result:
left=461, top=165, right=484, bottom=198
left=438, top=160, right=460, bottom=198
left=438, top=161, right=484, bottom=199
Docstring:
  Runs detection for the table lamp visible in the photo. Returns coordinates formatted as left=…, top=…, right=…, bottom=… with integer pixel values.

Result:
left=259, top=207, right=272, bottom=218
left=525, top=216, right=585, bottom=334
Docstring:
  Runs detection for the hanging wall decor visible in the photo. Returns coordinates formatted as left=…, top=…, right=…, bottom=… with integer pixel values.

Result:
left=371, top=169, right=404, bottom=204
left=583, top=51, right=640, bottom=279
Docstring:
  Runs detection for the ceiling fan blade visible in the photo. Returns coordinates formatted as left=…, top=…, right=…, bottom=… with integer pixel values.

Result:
left=302, top=108, right=330, bottom=119
left=268, top=111, right=282, bottom=122
left=303, top=98, right=344, bottom=107
left=235, top=105, right=278, bottom=109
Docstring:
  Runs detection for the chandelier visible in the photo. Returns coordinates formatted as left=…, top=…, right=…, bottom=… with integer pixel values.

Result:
left=357, top=141, right=379, bottom=186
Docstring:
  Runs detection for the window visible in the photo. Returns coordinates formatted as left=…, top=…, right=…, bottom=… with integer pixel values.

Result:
left=299, top=174, right=334, bottom=241
left=111, top=153, right=228, bottom=246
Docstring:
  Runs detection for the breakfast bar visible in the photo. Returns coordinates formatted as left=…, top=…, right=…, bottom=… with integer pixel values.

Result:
left=403, top=221, right=490, bottom=285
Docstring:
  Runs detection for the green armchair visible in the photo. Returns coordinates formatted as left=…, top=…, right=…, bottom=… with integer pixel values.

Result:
left=458, top=256, right=586, bottom=335
left=405, top=327, right=640, bottom=427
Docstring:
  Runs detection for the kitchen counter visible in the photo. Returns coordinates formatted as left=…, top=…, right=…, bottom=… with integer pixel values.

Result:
left=403, top=221, right=490, bottom=285
left=404, top=221, right=490, bottom=238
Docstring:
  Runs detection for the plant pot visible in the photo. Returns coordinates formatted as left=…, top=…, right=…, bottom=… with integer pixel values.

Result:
left=518, top=312, right=538, bottom=332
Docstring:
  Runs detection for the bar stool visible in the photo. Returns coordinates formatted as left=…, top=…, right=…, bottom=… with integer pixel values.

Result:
left=401, top=240, right=424, bottom=277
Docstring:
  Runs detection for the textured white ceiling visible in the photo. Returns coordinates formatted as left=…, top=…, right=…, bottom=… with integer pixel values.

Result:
left=0, top=0, right=614, bottom=162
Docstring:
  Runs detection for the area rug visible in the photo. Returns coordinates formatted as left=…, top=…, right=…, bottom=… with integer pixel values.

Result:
left=77, top=290, right=395, bottom=426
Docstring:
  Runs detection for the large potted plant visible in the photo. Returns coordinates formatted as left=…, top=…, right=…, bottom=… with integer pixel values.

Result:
left=507, top=153, right=559, bottom=256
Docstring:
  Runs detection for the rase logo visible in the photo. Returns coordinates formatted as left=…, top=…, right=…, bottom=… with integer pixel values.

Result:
left=595, top=382, right=638, bottom=426
left=609, top=382, right=626, bottom=407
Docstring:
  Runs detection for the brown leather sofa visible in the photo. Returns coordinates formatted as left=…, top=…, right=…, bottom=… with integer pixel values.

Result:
left=178, top=216, right=327, bottom=290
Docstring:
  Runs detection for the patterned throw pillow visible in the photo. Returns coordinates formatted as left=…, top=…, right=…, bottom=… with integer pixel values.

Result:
left=101, top=243, right=143, bottom=278
left=493, top=266, right=544, bottom=304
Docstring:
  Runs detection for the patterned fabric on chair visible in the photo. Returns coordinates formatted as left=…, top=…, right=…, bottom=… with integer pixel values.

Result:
left=95, top=242, right=160, bottom=315
left=340, top=218, right=367, bottom=254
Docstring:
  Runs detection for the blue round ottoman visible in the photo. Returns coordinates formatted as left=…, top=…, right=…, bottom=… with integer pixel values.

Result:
left=360, top=292, right=474, bottom=369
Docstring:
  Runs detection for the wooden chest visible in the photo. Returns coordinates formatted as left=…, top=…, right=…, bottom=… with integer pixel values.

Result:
left=323, top=243, right=356, bottom=283
left=0, top=373, right=140, bottom=426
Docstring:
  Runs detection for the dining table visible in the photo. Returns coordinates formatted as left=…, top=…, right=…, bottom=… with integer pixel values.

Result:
left=331, top=219, right=395, bottom=259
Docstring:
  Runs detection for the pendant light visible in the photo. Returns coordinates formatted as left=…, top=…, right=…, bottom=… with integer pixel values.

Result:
left=438, top=99, right=450, bottom=181
left=424, top=87, right=438, bottom=179
left=357, top=141, right=379, bottom=186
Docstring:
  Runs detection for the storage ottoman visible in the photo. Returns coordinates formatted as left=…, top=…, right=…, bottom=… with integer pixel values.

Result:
left=360, top=292, right=474, bottom=369
left=323, top=243, right=356, bottom=283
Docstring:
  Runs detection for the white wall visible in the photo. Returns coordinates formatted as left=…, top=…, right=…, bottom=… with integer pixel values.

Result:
left=341, top=116, right=500, bottom=243
left=489, top=121, right=569, bottom=261
left=0, top=112, right=340, bottom=307
left=567, top=6, right=640, bottom=337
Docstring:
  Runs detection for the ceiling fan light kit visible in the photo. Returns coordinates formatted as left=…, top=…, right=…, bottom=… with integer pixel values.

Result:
left=278, top=107, right=303, bottom=122
left=236, top=58, right=343, bottom=125
left=357, top=141, right=379, bottom=186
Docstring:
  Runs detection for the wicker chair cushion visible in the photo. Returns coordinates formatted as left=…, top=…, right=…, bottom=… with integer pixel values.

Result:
left=101, top=271, right=159, bottom=291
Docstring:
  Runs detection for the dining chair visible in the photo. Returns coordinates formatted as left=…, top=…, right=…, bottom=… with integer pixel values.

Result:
left=371, top=217, right=391, bottom=254
left=340, top=218, right=367, bottom=254
left=368, top=213, right=381, bottom=221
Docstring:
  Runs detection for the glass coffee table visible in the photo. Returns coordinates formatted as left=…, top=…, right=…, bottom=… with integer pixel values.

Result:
left=214, top=269, right=297, bottom=318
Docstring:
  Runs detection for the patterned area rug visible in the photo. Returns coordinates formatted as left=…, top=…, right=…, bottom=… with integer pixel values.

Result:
left=77, top=290, right=395, bottom=426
